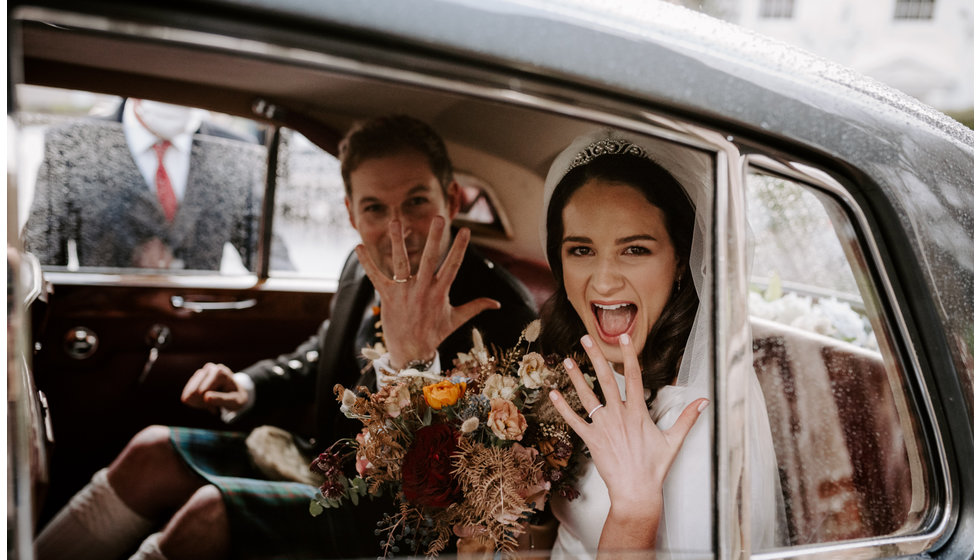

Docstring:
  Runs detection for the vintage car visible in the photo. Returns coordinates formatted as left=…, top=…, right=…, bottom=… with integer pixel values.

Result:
left=6, top=0, right=972, bottom=558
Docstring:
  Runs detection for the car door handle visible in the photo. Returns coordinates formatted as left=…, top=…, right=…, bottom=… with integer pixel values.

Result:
left=170, top=295, right=258, bottom=313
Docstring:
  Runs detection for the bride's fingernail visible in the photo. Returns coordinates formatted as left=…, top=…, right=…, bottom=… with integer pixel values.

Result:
left=581, top=335, right=594, bottom=348
left=563, top=357, right=575, bottom=370
left=698, top=399, right=709, bottom=412
left=549, top=390, right=559, bottom=401
left=619, top=333, right=630, bottom=345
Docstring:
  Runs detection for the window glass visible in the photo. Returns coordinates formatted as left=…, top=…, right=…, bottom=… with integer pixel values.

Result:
left=759, top=0, right=795, bottom=19
left=746, top=170, right=931, bottom=549
left=15, top=85, right=273, bottom=275
left=269, top=132, right=512, bottom=279
left=454, top=171, right=509, bottom=238
left=270, top=129, right=359, bottom=279
left=894, top=0, right=935, bottom=20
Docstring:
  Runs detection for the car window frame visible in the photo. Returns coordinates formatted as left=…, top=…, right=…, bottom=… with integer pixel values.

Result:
left=739, top=154, right=952, bottom=557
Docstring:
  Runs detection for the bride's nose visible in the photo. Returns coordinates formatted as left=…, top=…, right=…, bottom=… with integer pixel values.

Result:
left=591, top=256, right=625, bottom=294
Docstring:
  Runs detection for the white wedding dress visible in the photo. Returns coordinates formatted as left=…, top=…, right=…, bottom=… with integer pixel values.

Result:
left=542, top=130, right=784, bottom=559
left=549, top=375, right=782, bottom=560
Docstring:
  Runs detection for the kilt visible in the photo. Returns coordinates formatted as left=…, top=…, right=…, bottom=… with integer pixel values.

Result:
left=169, top=427, right=387, bottom=559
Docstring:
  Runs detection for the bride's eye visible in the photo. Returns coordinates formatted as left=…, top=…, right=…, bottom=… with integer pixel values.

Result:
left=623, top=245, right=651, bottom=256
left=566, top=245, right=593, bottom=257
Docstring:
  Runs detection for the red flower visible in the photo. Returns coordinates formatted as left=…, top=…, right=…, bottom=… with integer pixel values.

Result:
left=402, top=424, right=461, bottom=508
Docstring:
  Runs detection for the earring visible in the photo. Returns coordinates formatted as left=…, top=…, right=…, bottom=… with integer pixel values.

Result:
left=675, top=278, right=682, bottom=293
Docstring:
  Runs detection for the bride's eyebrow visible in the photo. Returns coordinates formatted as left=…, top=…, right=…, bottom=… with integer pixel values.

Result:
left=616, top=234, right=657, bottom=244
left=562, top=235, right=592, bottom=244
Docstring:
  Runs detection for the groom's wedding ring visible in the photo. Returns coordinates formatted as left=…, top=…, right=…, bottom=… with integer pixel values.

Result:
left=588, top=403, right=604, bottom=418
left=393, top=274, right=411, bottom=283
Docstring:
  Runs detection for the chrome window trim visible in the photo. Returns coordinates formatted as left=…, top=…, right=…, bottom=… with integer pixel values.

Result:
left=744, top=154, right=951, bottom=559
left=35, top=270, right=340, bottom=294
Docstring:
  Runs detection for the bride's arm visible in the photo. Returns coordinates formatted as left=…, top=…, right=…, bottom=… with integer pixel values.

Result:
left=549, top=333, right=707, bottom=555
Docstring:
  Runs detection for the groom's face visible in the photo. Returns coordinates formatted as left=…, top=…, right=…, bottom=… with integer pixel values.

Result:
left=345, top=150, right=460, bottom=277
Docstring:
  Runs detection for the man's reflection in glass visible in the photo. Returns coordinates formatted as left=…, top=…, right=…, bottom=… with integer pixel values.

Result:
left=22, top=98, right=292, bottom=272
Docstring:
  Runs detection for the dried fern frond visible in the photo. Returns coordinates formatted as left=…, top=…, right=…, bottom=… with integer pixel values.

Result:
left=450, top=439, right=540, bottom=552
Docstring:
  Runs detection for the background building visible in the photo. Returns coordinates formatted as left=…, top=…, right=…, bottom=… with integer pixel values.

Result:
left=688, top=0, right=974, bottom=125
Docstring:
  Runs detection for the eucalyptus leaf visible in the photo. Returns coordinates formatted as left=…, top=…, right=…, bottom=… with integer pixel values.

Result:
left=309, top=501, right=324, bottom=517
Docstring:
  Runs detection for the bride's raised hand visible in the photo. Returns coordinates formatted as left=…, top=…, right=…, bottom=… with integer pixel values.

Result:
left=548, top=333, right=707, bottom=550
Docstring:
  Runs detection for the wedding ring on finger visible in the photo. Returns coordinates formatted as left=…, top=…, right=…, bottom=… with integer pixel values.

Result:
left=392, top=274, right=412, bottom=283
left=587, top=403, right=605, bottom=419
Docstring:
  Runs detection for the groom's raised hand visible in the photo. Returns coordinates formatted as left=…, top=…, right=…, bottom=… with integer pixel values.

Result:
left=355, top=215, right=500, bottom=370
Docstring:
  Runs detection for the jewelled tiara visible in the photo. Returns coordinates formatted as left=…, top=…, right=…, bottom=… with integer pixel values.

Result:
left=566, top=138, right=649, bottom=173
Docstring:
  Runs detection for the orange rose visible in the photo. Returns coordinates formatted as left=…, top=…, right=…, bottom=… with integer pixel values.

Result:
left=423, top=379, right=467, bottom=410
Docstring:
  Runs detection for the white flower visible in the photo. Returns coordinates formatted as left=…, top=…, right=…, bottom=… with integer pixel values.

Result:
left=791, top=313, right=834, bottom=337
left=817, top=297, right=867, bottom=343
left=361, top=342, right=386, bottom=362
left=517, top=352, right=551, bottom=389
left=460, top=416, right=480, bottom=434
left=382, top=383, right=412, bottom=418
left=523, top=320, right=541, bottom=343
left=340, top=389, right=358, bottom=415
left=471, top=328, right=489, bottom=364
left=482, top=374, right=519, bottom=401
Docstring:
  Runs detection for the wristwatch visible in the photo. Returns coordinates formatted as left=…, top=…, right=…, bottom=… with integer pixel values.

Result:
left=404, top=354, right=436, bottom=371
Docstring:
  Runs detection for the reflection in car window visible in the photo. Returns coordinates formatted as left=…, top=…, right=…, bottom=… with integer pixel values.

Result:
left=270, top=132, right=512, bottom=279
left=16, top=86, right=281, bottom=274
left=271, top=129, right=360, bottom=279
left=746, top=171, right=930, bottom=550
left=454, top=171, right=509, bottom=238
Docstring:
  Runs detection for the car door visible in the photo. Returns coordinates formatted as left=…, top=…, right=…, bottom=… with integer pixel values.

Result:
left=11, top=89, right=350, bottom=527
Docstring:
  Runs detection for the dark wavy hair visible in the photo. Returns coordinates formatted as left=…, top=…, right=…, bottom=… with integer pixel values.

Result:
left=539, top=152, right=698, bottom=403
left=338, top=114, right=454, bottom=197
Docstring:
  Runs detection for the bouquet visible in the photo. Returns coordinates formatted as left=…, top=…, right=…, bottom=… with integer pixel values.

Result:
left=309, top=320, right=587, bottom=558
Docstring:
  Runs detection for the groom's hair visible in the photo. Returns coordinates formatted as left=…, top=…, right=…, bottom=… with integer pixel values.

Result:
left=539, top=153, right=698, bottom=403
left=339, top=114, right=454, bottom=198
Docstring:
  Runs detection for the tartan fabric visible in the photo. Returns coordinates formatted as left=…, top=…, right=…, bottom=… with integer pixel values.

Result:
left=169, top=427, right=384, bottom=559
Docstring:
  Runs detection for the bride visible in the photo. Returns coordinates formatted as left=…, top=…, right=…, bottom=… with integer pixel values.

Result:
left=536, top=130, right=784, bottom=558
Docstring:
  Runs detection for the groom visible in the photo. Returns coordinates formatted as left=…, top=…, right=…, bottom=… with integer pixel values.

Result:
left=35, top=115, right=537, bottom=559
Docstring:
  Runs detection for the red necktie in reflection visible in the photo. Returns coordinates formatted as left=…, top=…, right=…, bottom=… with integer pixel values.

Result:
left=152, top=140, right=178, bottom=222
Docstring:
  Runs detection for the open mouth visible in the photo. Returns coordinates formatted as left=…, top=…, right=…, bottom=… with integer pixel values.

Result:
left=592, top=302, right=637, bottom=340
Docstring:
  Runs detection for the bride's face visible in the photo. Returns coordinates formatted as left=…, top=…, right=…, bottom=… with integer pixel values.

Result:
left=560, top=180, right=679, bottom=365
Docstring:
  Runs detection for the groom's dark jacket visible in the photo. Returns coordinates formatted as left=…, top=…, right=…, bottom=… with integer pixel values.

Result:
left=236, top=244, right=537, bottom=449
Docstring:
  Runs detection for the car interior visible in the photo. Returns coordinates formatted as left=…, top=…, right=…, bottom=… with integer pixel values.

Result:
left=8, top=5, right=947, bottom=558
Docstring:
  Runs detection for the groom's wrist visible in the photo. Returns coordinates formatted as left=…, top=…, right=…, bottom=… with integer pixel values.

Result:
left=390, top=349, right=437, bottom=371
left=403, top=354, right=436, bottom=371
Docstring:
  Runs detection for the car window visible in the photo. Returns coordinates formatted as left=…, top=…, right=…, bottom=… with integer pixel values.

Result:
left=270, top=128, right=359, bottom=279
left=745, top=168, right=931, bottom=550
left=269, top=129, right=512, bottom=280
left=454, top=171, right=510, bottom=238
left=15, top=85, right=276, bottom=275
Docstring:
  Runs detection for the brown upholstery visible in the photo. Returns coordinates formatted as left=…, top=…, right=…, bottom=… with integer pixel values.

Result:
left=752, top=317, right=915, bottom=545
